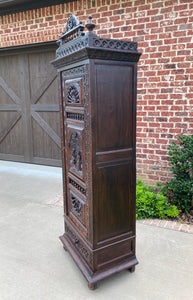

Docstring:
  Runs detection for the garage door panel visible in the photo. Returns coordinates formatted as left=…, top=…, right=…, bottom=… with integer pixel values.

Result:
left=32, top=118, right=61, bottom=159
left=37, top=111, right=61, bottom=139
left=0, top=46, right=61, bottom=166
left=0, top=56, right=23, bottom=101
left=29, top=51, right=57, bottom=99
left=0, top=86, right=16, bottom=105
left=34, top=76, right=58, bottom=105
left=30, top=71, right=57, bottom=105
left=31, top=111, right=61, bottom=148
left=0, top=114, right=23, bottom=155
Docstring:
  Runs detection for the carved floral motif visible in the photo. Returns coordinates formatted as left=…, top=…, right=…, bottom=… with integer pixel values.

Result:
left=67, top=85, right=80, bottom=103
left=65, top=78, right=82, bottom=105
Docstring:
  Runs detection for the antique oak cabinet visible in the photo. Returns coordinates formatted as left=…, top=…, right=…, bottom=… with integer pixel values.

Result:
left=52, top=14, right=141, bottom=289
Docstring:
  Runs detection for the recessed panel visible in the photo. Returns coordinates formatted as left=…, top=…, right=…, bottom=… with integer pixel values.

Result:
left=95, top=161, right=134, bottom=243
left=95, top=63, right=133, bottom=152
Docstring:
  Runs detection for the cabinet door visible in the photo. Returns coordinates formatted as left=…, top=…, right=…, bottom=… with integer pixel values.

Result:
left=61, top=64, right=90, bottom=239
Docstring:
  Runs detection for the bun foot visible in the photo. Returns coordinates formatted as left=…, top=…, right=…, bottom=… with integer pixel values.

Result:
left=88, top=282, right=97, bottom=290
left=128, top=266, right=135, bottom=273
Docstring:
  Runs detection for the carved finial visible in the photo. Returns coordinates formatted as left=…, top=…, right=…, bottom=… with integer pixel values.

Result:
left=64, top=13, right=79, bottom=33
left=85, top=15, right=96, bottom=32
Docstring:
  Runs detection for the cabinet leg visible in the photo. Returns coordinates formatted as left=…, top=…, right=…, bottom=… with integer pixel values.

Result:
left=128, top=266, right=135, bottom=273
left=88, top=282, right=97, bottom=290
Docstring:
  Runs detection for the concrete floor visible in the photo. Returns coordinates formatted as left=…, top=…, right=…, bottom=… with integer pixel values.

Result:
left=0, top=161, right=193, bottom=300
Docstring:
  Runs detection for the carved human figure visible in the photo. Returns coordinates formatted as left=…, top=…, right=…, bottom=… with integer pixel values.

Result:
left=69, top=132, right=82, bottom=173
left=64, top=14, right=79, bottom=33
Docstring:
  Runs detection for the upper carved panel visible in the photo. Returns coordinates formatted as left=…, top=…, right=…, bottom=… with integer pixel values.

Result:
left=65, top=78, right=83, bottom=106
left=67, top=86, right=80, bottom=104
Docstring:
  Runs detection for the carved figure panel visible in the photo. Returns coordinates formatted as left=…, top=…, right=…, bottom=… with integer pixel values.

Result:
left=70, top=131, right=82, bottom=171
left=67, top=124, right=85, bottom=180
left=65, top=78, right=83, bottom=105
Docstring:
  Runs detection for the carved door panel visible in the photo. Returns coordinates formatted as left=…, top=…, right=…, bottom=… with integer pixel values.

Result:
left=0, top=48, right=61, bottom=166
left=66, top=124, right=85, bottom=180
left=62, top=65, right=89, bottom=236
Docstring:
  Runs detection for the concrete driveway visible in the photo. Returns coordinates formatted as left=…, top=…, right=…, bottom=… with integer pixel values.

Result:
left=0, top=161, right=192, bottom=300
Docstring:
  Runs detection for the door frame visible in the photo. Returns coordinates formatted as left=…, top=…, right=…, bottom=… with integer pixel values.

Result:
left=0, top=41, right=57, bottom=57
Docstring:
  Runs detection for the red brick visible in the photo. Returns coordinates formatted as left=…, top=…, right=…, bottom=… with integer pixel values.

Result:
left=163, top=51, right=176, bottom=57
left=174, top=4, right=188, bottom=11
left=113, top=9, right=124, bottom=15
left=174, top=17, right=188, bottom=24
left=138, top=17, right=150, bottom=24
left=159, top=33, right=172, bottom=39
left=173, top=30, right=187, bottom=37
left=165, top=26, right=178, bottom=32
left=164, top=38, right=178, bottom=44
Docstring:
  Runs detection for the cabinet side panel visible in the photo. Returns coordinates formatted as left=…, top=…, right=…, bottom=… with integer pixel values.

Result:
left=95, top=63, right=133, bottom=152
left=93, top=61, right=136, bottom=245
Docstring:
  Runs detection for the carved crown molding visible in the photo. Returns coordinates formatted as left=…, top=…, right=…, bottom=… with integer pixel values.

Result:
left=52, top=14, right=141, bottom=66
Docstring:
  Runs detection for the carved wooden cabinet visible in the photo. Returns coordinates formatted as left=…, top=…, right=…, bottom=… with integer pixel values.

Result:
left=52, top=14, right=141, bottom=289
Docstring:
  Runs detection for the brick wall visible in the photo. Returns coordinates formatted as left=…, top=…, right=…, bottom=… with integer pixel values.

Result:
left=0, top=0, right=193, bottom=185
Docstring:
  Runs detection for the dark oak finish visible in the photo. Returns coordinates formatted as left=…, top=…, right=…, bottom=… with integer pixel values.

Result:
left=0, top=45, right=61, bottom=166
left=52, top=14, right=141, bottom=289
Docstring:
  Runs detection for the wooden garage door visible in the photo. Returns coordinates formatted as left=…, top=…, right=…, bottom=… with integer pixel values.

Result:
left=0, top=45, right=61, bottom=166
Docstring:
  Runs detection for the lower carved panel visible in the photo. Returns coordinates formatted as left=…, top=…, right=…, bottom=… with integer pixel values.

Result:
left=69, top=190, right=85, bottom=223
left=67, top=187, right=87, bottom=236
left=71, top=192, right=82, bottom=217
left=65, top=223, right=93, bottom=268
